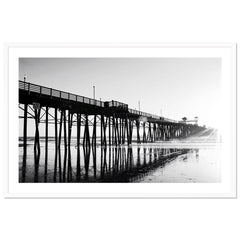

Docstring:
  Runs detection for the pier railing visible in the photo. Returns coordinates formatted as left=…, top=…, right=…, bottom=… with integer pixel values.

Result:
left=19, top=80, right=179, bottom=123
left=19, top=80, right=104, bottom=107
left=128, top=108, right=178, bottom=123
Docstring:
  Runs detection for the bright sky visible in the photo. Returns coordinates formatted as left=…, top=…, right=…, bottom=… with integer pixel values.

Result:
left=19, top=58, right=221, bottom=130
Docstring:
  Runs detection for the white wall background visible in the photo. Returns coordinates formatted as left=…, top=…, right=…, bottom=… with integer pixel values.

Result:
left=0, top=1, right=239, bottom=240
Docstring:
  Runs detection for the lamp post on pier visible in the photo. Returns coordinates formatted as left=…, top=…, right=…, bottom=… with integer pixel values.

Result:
left=24, top=74, right=27, bottom=90
left=93, top=85, right=95, bottom=100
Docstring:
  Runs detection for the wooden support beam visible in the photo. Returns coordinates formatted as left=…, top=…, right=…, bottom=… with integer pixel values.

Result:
left=54, top=108, right=58, bottom=182
left=67, top=111, right=73, bottom=182
left=129, top=120, right=133, bottom=145
left=44, top=106, right=48, bottom=182
left=147, top=122, right=152, bottom=142
left=103, top=117, right=108, bottom=146
left=136, top=120, right=141, bottom=144
left=115, top=117, right=120, bottom=145
left=121, top=118, right=124, bottom=144
left=92, top=114, right=96, bottom=146
left=143, top=122, right=146, bottom=143
left=22, top=104, right=28, bottom=182
left=125, top=118, right=129, bottom=145
left=76, top=113, right=81, bottom=181
left=153, top=123, right=156, bottom=142
left=58, top=110, right=63, bottom=182
left=108, top=116, right=111, bottom=146
left=91, top=115, right=97, bottom=178
left=63, top=110, right=67, bottom=182
left=114, top=116, right=118, bottom=145
left=100, top=115, right=103, bottom=145
left=100, top=115, right=107, bottom=146
left=119, top=118, right=122, bottom=144
left=34, top=107, right=41, bottom=182
left=112, top=116, right=115, bottom=145
left=92, top=144, right=97, bottom=178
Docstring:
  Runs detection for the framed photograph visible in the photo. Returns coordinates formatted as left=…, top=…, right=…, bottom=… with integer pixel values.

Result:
left=4, top=43, right=236, bottom=198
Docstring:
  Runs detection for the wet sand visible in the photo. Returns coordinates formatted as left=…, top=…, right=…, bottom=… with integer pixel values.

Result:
left=19, top=129, right=221, bottom=183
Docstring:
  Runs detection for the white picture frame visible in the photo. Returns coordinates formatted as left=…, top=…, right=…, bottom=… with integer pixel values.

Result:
left=4, top=43, right=237, bottom=198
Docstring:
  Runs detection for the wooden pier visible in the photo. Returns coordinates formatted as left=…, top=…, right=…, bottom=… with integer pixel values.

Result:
left=19, top=80, right=205, bottom=182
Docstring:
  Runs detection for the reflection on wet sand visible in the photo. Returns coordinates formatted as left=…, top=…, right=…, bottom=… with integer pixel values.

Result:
left=19, top=145, right=191, bottom=183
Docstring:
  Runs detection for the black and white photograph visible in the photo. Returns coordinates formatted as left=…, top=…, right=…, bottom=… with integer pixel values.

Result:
left=19, top=57, right=222, bottom=183
left=1, top=2, right=240, bottom=240
left=4, top=44, right=235, bottom=199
